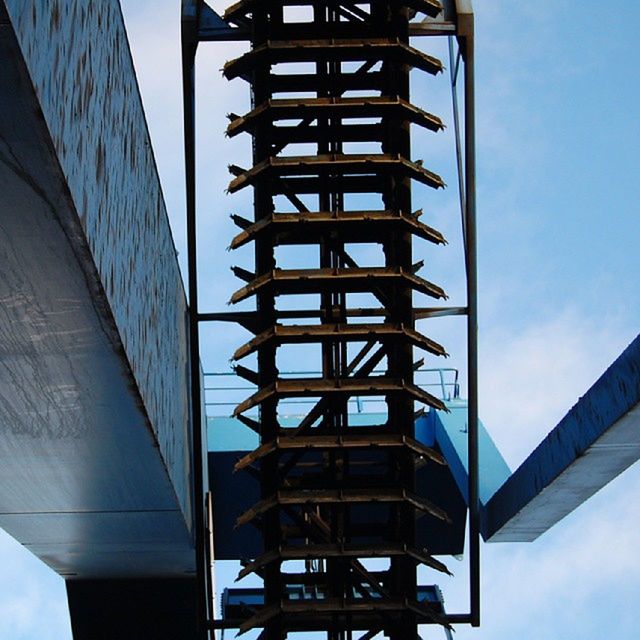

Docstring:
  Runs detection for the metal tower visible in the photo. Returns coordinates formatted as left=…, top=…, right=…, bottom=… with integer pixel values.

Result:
left=183, top=1, right=477, bottom=638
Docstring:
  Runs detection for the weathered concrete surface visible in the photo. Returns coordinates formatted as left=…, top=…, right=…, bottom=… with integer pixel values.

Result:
left=0, top=0, right=194, bottom=577
left=483, top=334, right=640, bottom=542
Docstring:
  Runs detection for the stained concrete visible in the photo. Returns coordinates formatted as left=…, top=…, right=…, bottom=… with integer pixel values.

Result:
left=0, top=0, right=195, bottom=578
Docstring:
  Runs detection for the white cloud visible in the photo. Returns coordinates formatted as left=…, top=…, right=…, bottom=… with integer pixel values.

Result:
left=479, top=308, right=637, bottom=467
left=0, top=529, right=71, bottom=640
left=475, top=463, right=640, bottom=639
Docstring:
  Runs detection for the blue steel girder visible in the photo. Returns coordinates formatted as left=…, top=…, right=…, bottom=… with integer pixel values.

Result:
left=483, top=333, right=640, bottom=542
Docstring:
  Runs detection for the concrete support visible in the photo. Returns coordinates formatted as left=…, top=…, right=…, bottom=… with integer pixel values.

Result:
left=0, top=0, right=195, bottom=579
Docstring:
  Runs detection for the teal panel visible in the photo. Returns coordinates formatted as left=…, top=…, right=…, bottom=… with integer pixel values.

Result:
left=207, top=413, right=390, bottom=452
left=420, top=401, right=511, bottom=506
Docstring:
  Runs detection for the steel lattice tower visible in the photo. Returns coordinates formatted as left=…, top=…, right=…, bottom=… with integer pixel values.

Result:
left=182, top=1, right=479, bottom=638
left=226, top=3, right=448, bottom=638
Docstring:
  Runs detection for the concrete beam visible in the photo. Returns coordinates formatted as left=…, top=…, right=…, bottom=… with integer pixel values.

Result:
left=483, top=334, right=640, bottom=542
left=0, top=0, right=195, bottom=578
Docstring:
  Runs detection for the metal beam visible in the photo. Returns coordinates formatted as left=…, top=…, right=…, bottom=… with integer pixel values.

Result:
left=229, top=210, right=446, bottom=249
left=483, top=333, right=640, bottom=542
left=229, top=267, right=447, bottom=304
left=232, top=323, right=447, bottom=361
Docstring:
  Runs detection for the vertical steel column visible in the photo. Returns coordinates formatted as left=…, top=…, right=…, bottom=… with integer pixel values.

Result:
left=463, top=25, right=480, bottom=628
left=251, top=6, right=283, bottom=640
left=181, top=1, right=209, bottom=636
left=380, top=3, right=418, bottom=637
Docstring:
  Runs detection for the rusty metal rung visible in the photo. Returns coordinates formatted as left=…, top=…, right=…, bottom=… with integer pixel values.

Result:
left=232, top=376, right=446, bottom=416
left=232, top=323, right=447, bottom=361
left=227, top=153, right=445, bottom=194
left=236, top=487, right=451, bottom=528
left=233, top=433, right=447, bottom=472
left=237, top=597, right=448, bottom=635
left=224, top=39, right=443, bottom=82
left=227, top=96, right=444, bottom=138
left=236, top=542, right=451, bottom=582
left=229, top=267, right=447, bottom=305
left=229, top=210, right=447, bottom=250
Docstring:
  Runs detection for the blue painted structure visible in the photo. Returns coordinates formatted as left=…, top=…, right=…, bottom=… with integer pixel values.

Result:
left=418, top=400, right=511, bottom=506
left=483, top=334, right=640, bottom=541
left=207, top=405, right=508, bottom=559
left=209, top=331, right=640, bottom=557
left=0, top=0, right=195, bottom=579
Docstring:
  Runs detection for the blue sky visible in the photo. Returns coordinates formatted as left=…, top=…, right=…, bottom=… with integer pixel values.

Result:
left=2, top=1, right=640, bottom=638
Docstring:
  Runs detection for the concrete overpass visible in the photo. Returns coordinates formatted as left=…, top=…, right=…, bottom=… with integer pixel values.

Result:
left=0, top=0, right=199, bottom=636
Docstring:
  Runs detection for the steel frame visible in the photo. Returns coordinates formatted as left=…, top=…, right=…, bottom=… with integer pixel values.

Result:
left=182, top=1, right=477, bottom=638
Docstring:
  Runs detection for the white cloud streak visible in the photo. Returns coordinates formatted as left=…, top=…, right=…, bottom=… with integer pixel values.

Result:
left=480, top=308, right=637, bottom=467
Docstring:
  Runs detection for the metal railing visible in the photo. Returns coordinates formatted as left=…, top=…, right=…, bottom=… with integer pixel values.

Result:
left=204, top=367, right=460, bottom=417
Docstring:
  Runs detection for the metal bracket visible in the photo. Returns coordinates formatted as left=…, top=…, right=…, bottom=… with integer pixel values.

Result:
left=198, top=1, right=250, bottom=42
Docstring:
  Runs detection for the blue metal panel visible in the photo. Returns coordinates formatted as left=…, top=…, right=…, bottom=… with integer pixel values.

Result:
left=208, top=417, right=259, bottom=452
left=207, top=414, right=392, bottom=452
left=208, top=412, right=470, bottom=558
left=208, top=451, right=262, bottom=560
left=209, top=447, right=468, bottom=559
left=483, top=333, right=640, bottom=541
left=420, top=402, right=511, bottom=506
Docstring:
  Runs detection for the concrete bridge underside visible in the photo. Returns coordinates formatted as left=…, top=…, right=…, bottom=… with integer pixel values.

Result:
left=0, top=1, right=199, bottom=636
